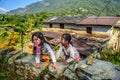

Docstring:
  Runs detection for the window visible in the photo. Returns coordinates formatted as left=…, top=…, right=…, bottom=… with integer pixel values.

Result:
left=60, top=24, right=64, bottom=29
left=49, top=24, right=52, bottom=28
left=86, top=27, right=92, bottom=34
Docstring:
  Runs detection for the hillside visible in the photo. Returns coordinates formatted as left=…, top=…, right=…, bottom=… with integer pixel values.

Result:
left=7, top=0, right=120, bottom=16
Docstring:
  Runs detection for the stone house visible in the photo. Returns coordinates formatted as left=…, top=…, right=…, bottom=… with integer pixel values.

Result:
left=77, top=16, right=120, bottom=34
left=43, top=16, right=120, bottom=34
left=43, top=16, right=86, bottom=29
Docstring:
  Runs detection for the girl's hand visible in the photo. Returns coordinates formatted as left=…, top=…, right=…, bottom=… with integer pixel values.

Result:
left=75, top=58, right=80, bottom=63
left=53, top=62, right=59, bottom=71
left=63, top=61, right=68, bottom=65
left=36, top=63, right=40, bottom=68
left=34, top=42, right=39, bottom=47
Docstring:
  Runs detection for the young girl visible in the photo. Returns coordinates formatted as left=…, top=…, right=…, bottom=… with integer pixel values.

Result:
left=56, top=33, right=81, bottom=65
left=32, top=32, right=58, bottom=69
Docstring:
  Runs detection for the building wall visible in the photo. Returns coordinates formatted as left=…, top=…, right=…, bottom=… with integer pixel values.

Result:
left=43, top=24, right=49, bottom=28
left=43, top=23, right=112, bottom=33
left=43, top=23, right=60, bottom=28
left=64, top=24, right=86, bottom=30
left=92, top=26, right=111, bottom=33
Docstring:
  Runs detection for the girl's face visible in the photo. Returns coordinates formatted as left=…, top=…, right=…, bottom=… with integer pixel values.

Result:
left=33, top=35, right=41, bottom=45
left=61, top=37, right=68, bottom=46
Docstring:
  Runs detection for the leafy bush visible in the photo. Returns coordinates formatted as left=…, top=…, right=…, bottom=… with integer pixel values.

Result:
left=101, top=50, right=120, bottom=66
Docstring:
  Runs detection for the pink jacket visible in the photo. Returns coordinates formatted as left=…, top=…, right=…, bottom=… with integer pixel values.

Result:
left=34, top=42, right=40, bottom=54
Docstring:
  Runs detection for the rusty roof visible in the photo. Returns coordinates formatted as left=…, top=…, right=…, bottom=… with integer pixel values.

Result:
left=77, top=16, right=120, bottom=26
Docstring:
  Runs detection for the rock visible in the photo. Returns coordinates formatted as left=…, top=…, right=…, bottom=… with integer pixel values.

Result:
left=86, top=57, right=94, bottom=65
left=80, top=64, right=88, bottom=69
left=48, top=62, right=68, bottom=78
left=44, top=74, right=50, bottom=80
left=8, top=51, right=23, bottom=64
left=14, top=53, right=51, bottom=79
left=76, top=71, right=93, bottom=80
left=115, top=66, right=120, bottom=71
left=63, top=69, right=79, bottom=80
left=68, top=62, right=78, bottom=72
left=0, top=48, right=9, bottom=56
left=15, top=58, right=48, bottom=79
left=32, top=62, right=47, bottom=74
left=1, top=47, right=120, bottom=80
left=5, top=51, right=20, bottom=60
left=77, top=59, right=120, bottom=80
left=15, top=54, right=34, bottom=64
left=16, top=70, right=23, bottom=76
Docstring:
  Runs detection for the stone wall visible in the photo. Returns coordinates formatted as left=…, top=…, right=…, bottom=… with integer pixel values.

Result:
left=0, top=48, right=120, bottom=80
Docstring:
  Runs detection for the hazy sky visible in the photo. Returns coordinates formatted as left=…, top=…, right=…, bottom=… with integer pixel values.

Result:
left=0, top=0, right=42, bottom=12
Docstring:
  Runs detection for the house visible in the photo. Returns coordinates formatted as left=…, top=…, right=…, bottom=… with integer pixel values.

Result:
left=43, top=16, right=120, bottom=34
left=43, top=16, right=87, bottom=29
left=77, top=16, right=120, bottom=34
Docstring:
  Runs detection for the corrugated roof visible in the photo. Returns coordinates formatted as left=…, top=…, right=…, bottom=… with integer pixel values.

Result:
left=43, top=16, right=87, bottom=24
left=77, top=16, right=120, bottom=26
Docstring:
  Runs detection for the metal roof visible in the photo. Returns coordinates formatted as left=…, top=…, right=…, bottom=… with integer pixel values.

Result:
left=43, top=16, right=87, bottom=24
left=77, top=16, right=120, bottom=26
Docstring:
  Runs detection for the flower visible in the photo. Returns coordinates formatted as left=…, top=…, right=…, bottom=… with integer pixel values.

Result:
left=28, top=45, right=33, bottom=49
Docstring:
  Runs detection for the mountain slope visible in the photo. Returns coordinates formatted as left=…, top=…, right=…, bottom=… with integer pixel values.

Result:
left=7, top=0, right=120, bottom=16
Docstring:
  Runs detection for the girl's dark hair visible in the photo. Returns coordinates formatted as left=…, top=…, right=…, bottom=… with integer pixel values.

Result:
left=62, top=33, right=73, bottom=45
left=32, top=32, right=52, bottom=55
left=32, top=31, right=50, bottom=47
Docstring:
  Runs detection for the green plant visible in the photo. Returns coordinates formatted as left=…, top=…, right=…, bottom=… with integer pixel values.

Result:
left=101, top=50, right=120, bottom=66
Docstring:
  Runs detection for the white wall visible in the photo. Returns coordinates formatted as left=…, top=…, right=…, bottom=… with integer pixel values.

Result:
left=43, top=24, right=49, bottom=28
left=43, top=23, right=112, bottom=33
left=43, top=23, right=60, bottom=28
left=64, top=24, right=86, bottom=30
left=65, top=24, right=111, bottom=33
left=92, top=26, right=111, bottom=33
left=53, top=24, right=60, bottom=28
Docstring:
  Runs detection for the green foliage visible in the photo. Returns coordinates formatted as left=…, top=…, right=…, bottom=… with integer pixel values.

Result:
left=0, top=11, right=50, bottom=50
left=0, top=30, right=9, bottom=37
left=101, top=50, right=120, bottom=66
left=7, top=0, right=120, bottom=16
left=0, top=11, right=50, bottom=32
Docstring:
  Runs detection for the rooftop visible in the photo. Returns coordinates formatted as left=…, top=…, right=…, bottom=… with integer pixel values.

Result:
left=43, top=16, right=120, bottom=26
left=43, top=16, right=87, bottom=24
left=77, top=16, right=120, bottom=26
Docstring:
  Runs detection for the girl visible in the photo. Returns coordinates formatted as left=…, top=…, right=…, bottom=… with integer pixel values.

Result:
left=32, top=32, right=58, bottom=69
left=56, top=33, right=81, bottom=65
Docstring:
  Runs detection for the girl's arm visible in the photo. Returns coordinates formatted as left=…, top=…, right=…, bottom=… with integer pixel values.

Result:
left=45, top=43, right=56, bottom=63
left=56, top=44, right=63, bottom=60
left=66, top=45, right=75, bottom=63
left=45, top=43, right=59, bottom=70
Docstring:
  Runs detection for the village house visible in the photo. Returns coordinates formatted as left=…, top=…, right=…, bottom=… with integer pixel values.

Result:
left=77, top=16, right=120, bottom=34
left=43, top=16, right=120, bottom=34
left=43, top=16, right=87, bottom=29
